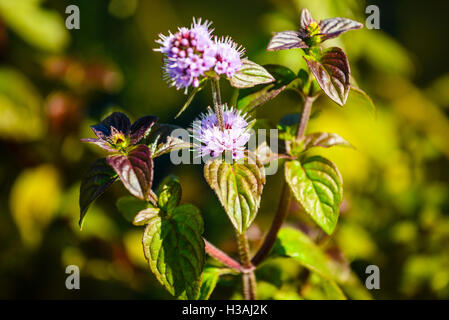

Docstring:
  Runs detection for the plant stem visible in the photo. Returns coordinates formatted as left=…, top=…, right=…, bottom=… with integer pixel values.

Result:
left=236, top=232, right=257, bottom=300
left=251, top=95, right=315, bottom=266
left=204, top=238, right=243, bottom=272
left=296, top=95, right=314, bottom=140
left=211, top=78, right=225, bottom=131
left=251, top=182, right=291, bottom=265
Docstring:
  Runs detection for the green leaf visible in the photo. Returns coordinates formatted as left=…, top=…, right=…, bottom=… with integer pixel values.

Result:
left=304, top=47, right=350, bottom=106
left=285, top=156, right=342, bottom=235
left=204, top=157, right=266, bottom=233
left=133, top=207, right=160, bottom=226
left=303, top=132, right=353, bottom=151
left=157, top=175, right=182, bottom=214
left=197, top=267, right=231, bottom=300
left=107, top=145, right=154, bottom=201
left=230, top=59, right=275, bottom=89
left=237, top=64, right=299, bottom=113
left=116, top=196, right=148, bottom=223
left=264, top=64, right=298, bottom=86
left=303, top=273, right=347, bottom=300
left=273, top=227, right=333, bottom=279
left=272, top=228, right=349, bottom=299
left=142, top=204, right=205, bottom=299
left=175, top=80, right=206, bottom=118
left=79, top=158, right=117, bottom=227
left=237, top=85, right=285, bottom=113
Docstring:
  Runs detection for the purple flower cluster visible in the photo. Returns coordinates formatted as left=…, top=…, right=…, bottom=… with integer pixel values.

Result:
left=155, top=18, right=245, bottom=91
left=192, top=106, right=251, bottom=160
left=211, top=37, right=244, bottom=78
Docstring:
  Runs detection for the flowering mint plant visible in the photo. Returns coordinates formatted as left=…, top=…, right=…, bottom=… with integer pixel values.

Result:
left=80, top=10, right=371, bottom=300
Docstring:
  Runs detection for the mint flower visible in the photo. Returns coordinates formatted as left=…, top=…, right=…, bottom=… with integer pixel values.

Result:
left=155, top=19, right=247, bottom=91
left=211, top=37, right=244, bottom=78
left=192, top=106, right=252, bottom=160
left=155, top=18, right=216, bottom=91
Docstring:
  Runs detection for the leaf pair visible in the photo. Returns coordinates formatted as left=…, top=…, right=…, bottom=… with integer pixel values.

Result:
left=267, top=8, right=363, bottom=51
left=82, top=112, right=158, bottom=152
left=79, top=144, right=155, bottom=227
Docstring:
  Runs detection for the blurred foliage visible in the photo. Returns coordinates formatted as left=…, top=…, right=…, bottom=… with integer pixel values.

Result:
left=0, top=0, right=449, bottom=299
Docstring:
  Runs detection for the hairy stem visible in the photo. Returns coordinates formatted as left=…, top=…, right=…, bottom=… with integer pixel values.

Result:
left=252, top=96, right=315, bottom=266
left=204, top=238, right=243, bottom=272
left=296, top=95, right=314, bottom=140
left=211, top=78, right=225, bottom=131
left=236, top=232, right=257, bottom=300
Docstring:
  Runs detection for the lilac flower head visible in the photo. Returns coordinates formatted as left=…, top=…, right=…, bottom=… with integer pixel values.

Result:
left=155, top=18, right=216, bottom=91
left=155, top=19, right=247, bottom=91
left=209, top=37, right=245, bottom=78
left=192, top=106, right=252, bottom=160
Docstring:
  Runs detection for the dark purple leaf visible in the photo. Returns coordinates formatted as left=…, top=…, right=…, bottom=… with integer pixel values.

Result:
left=301, top=8, right=315, bottom=28
left=107, top=145, right=154, bottom=201
left=79, top=158, right=117, bottom=227
left=267, top=31, right=308, bottom=51
left=304, top=47, right=350, bottom=106
left=319, top=18, right=363, bottom=40
left=129, top=115, right=158, bottom=145
left=91, top=112, right=131, bottom=139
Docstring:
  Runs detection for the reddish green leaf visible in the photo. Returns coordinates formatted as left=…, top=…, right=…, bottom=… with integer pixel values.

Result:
left=305, top=47, right=350, bottom=106
left=107, top=145, right=154, bottom=201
